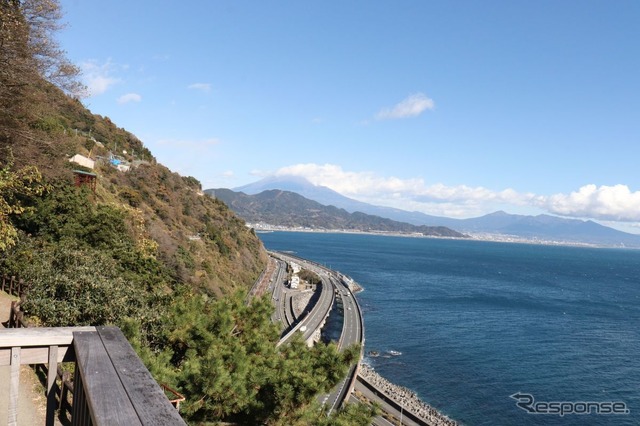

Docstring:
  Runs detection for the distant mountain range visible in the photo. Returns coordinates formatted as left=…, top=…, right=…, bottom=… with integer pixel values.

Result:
left=206, top=188, right=466, bottom=238
left=220, top=175, right=640, bottom=248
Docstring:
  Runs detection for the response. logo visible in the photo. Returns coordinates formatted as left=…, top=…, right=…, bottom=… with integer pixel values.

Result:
left=510, top=392, right=630, bottom=417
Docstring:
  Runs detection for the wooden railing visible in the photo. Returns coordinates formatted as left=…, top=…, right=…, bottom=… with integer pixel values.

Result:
left=1, top=326, right=94, bottom=425
left=0, top=326, right=186, bottom=425
left=1, top=275, right=28, bottom=298
left=2, top=275, right=186, bottom=425
left=2, top=275, right=29, bottom=328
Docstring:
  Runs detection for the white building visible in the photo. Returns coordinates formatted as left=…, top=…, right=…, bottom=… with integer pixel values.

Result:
left=69, top=154, right=95, bottom=170
left=290, top=275, right=300, bottom=289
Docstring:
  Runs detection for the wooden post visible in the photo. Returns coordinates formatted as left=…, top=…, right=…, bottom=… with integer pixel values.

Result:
left=8, top=347, right=21, bottom=426
left=46, top=345, right=59, bottom=426
left=9, top=301, right=16, bottom=328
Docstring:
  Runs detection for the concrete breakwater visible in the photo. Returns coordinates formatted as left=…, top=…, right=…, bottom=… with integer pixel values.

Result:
left=359, top=364, right=458, bottom=426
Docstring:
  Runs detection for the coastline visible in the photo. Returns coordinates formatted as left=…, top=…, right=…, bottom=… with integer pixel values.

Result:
left=251, top=223, right=633, bottom=249
left=358, top=364, right=458, bottom=426
left=336, top=272, right=458, bottom=424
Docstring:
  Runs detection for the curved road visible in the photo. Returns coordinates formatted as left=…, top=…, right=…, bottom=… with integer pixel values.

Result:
left=260, top=251, right=438, bottom=424
left=265, top=251, right=365, bottom=413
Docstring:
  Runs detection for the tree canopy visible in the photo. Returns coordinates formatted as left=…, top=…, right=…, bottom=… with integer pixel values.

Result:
left=0, top=0, right=83, bottom=96
left=1, top=0, right=84, bottom=147
left=150, top=291, right=370, bottom=425
left=0, top=161, right=45, bottom=251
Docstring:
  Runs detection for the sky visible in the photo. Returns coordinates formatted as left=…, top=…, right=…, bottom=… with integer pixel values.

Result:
left=58, top=1, right=640, bottom=233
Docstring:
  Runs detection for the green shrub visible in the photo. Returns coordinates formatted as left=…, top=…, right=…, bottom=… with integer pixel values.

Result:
left=19, top=240, right=142, bottom=326
left=176, top=246, right=195, bottom=271
left=181, top=175, right=201, bottom=190
left=30, top=116, right=66, bottom=135
left=299, top=269, right=322, bottom=285
left=119, top=187, right=142, bottom=207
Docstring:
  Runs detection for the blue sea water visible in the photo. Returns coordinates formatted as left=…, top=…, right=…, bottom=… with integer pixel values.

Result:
left=258, top=232, right=640, bottom=425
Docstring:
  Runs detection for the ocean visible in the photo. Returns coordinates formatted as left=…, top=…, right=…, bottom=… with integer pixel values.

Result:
left=258, top=232, right=640, bottom=425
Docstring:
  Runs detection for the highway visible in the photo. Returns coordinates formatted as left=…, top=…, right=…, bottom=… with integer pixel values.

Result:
left=320, top=274, right=363, bottom=414
left=268, top=252, right=365, bottom=412
left=332, top=275, right=362, bottom=350
left=263, top=251, right=365, bottom=414
left=270, top=259, right=287, bottom=329
left=259, top=251, right=440, bottom=424
left=277, top=270, right=334, bottom=346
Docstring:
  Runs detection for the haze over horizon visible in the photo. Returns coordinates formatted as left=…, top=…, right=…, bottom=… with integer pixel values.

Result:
left=59, top=1, right=640, bottom=234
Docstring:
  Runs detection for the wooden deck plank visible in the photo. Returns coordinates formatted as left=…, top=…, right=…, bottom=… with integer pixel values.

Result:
left=73, top=331, right=142, bottom=426
left=96, top=326, right=186, bottom=425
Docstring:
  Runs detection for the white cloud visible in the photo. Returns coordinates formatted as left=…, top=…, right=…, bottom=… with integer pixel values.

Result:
left=117, top=93, right=142, bottom=104
left=222, top=170, right=234, bottom=178
left=274, top=163, right=529, bottom=217
left=271, top=163, right=640, bottom=224
left=81, top=59, right=121, bottom=96
left=187, top=83, right=212, bottom=93
left=275, top=163, right=527, bottom=202
left=376, top=93, right=435, bottom=120
left=543, top=184, right=640, bottom=221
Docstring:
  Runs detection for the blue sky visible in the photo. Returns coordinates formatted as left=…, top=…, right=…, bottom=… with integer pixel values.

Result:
left=58, top=1, right=640, bottom=232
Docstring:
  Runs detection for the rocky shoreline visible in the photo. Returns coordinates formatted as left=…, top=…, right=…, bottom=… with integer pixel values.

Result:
left=360, top=364, right=458, bottom=425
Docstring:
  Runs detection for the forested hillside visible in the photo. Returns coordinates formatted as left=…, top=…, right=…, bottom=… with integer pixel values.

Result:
left=0, top=1, right=374, bottom=424
left=1, top=45, right=266, bottom=298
